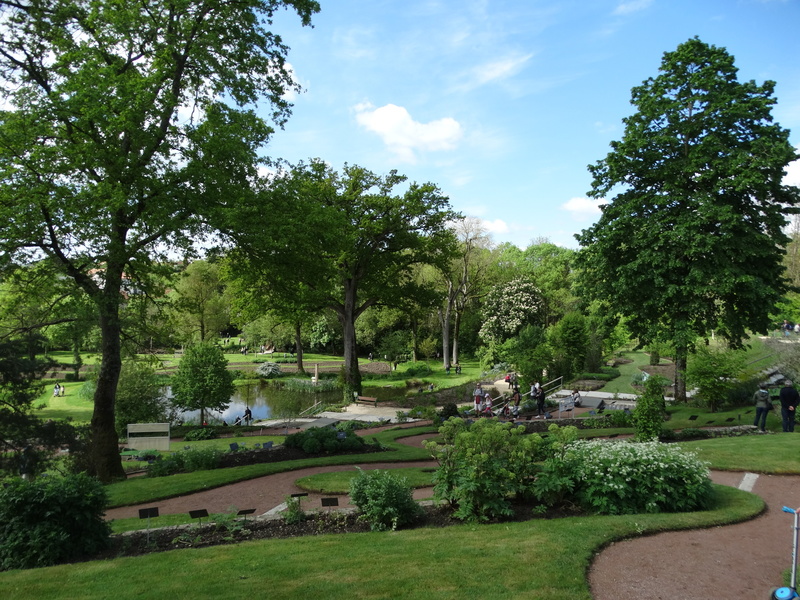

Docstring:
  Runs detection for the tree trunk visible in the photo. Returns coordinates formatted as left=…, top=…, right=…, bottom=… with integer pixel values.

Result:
left=674, top=345, right=688, bottom=402
left=338, top=281, right=361, bottom=401
left=294, top=322, right=305, bottom=375
left=438, top=303, right=452, bottom=370
left=452, top=310, right=462, bottom=366
left=88, top=295, right=126, bottom=483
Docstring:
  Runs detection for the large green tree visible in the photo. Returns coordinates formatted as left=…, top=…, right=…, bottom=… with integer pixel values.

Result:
left=170, top=343, right=235, bottom=426
left=225, top=160, right=459, bottom=399
left=170, top=260, right=229, bottom=345
left=576, top=37, right=800, bottom=401
left=0, top=0, right=318, bottom=481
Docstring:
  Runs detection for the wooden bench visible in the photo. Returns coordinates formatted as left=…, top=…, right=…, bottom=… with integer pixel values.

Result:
left=355, top=396, right=378, bottom=407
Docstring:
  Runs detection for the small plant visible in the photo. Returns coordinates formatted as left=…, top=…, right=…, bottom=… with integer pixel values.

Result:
left=349, top=467, right=422, bottom=531
left=283, top=495, right=307, bottom=525
left=184, top=427, right=218, bottom=441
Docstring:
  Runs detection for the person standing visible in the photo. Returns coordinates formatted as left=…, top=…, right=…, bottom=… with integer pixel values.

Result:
left=779, top=380, right=800, bottom=432
left=753, top=383, right=771, bottom=432
left=473, top=383, right=483, bottom=415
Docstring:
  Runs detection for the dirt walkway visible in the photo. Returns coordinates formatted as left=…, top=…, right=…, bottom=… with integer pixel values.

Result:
left=105, top=430, right=437, bottom=520
left=589, top=471, right=800, bottom=599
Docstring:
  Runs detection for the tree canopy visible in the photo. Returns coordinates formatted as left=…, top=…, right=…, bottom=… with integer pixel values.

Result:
left=171, top=343, right=235, bottom=426
left=576, top=37, right=800, bottom=400
left=225, top=159, right=460, bottom=398
left=0, top=0, right=319, bottom=480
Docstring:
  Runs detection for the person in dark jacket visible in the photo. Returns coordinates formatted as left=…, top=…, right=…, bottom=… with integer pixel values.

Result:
left=779, top=380, right=800, bottom=432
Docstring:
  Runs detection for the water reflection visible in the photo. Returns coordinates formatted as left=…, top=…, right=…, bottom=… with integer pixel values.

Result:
left=173, top=381, right=412, bottom=424
left=175, top=382, right=341, bottom=423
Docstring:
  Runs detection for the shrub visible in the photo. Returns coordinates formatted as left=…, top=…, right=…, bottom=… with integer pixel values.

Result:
left=424, top=418, right=549, bottom=522
left=0, top=474, right=111, bottom=570
left=283, top=426, right=366, bottom=455
left=145, top=447, right=222, bottom=477
left=561, top=440, right=714, bottom=515
left=349, top=468, right=422, bottom=531
left=438, top=402, right=460, bottom=421
left=255, top=362, right=283, bottom=378
left=402, top=362, right=432, bottom=377
left=184, top=427, right=218, bottom=441
left=633, top=377, right=667, bottom=441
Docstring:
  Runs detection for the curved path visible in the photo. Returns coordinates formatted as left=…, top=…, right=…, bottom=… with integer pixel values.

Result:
left=590, top=470, right=800, bottom=599
left=105, top=431, right=436, bottom=520
left=107, top=426, right=800, bottom=599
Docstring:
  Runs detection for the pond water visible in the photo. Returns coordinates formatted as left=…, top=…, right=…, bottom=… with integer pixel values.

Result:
left=173, top=381, right=408, bottom=424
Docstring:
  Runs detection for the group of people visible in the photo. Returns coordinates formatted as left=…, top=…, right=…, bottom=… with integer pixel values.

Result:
left=471, top=377, right=550, bottom=420
left=472, top=383, right=495, bottom=417
left=222, top=406, right=254, bottom=427
left=53, top=382, right=65, bottom=397
left=755, top=380, right=800, bottom=432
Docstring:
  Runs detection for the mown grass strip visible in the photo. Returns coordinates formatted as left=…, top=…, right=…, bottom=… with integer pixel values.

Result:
left=0, top=484, right=762, bottom=600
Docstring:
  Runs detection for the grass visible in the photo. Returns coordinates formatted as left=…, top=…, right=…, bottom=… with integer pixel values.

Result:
left=679, top=433, right=800, bottom=473
left=295, top=466, right=437, bottom=494
left=34, top=381, right=94, bottom=422
left=0, top=484, right=762, bottom=600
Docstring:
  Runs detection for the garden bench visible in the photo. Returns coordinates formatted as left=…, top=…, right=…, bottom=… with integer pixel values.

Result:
left=355, top=396, right=378, bottom=407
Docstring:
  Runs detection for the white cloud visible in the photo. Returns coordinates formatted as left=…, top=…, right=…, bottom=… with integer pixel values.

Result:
left=561, top=196, right=605, bottom=220
left=613, top=0, right=654, bottom=16
left=462, top=52, right=534, bottom=90
left=480, top=218, right=511, bottom=235
left=353, top=102, right=463, bottom=163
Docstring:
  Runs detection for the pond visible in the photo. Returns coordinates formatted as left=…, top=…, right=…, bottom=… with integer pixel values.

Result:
left=173, top=381, right=415, bottom=424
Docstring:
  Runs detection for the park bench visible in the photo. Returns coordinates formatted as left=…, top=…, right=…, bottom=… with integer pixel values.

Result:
left=355, top=396, right=378, bottom=407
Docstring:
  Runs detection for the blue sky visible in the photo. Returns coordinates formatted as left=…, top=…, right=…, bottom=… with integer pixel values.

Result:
left=265, top=0, right=800, bottom=249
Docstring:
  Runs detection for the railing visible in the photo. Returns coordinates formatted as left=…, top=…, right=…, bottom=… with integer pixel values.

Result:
left=299, top=400, right=324, bottom=418
left=542, top=376, right=564, bottom=399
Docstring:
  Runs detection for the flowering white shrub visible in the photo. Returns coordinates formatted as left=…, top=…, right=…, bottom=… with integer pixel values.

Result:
left=479, top=278, right=544, bottom=342
left=255, top=362, right=282, bottom=378
left=561, top=440, right=714, bottom=515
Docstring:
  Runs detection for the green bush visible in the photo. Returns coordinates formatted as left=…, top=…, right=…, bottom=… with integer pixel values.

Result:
left=0, top=474, right=110, bottom=570
left=255, top=362, right=282, bottom=378
left=560, top=440, right=714, bottom=515
left=184, top=427, right=218, bottom=441
left=633, top=377, right=667, bottom=441
left=349, top=468, right=422, bottom=531
left=145, top=447, right=223, bottom=477
left=402, top=362, right=432, bottom=377
left=424, top=418, right=549, bottom=522
left=283, top=426, right=366, bottom=455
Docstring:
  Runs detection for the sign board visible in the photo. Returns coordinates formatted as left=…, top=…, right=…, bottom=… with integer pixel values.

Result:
left=127, top=423, right=171, bottom=451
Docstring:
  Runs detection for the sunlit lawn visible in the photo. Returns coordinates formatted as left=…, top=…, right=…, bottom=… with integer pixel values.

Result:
left=0, top=485, right=763, bottom=600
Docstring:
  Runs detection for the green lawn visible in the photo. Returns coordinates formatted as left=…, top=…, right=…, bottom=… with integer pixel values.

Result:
left=295, top=466, right=437, bottom=494
left=0, top=484, right=762, bottom=600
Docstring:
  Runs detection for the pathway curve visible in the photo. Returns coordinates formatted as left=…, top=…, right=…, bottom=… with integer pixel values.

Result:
left=105, top=431, right=437, bottom=520
left=589, top=470, right=800, bottom=599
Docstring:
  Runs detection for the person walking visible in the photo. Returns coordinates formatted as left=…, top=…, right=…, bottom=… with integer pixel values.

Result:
left=779, top=380, right=800, bottom=432
left=753, top=383, right=771, bottom=432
